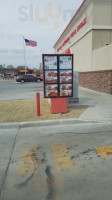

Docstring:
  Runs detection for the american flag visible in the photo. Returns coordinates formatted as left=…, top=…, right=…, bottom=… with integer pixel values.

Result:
left=24, top=38, right=37, bottom=47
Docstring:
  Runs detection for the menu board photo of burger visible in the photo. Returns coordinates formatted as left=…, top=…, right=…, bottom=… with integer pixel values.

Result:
left=60, top=70, right=72, bottom=77
left=60, top=69, right=72, bottom=84
left=46, top=91, right=58, bottom=97
left=60, top=84, right=72, bottom=97
left=60, top=84, right=72, bottom=91
left=45, top=84, right=58, bottom=97
left=46, top=84, right=58, bottom=91
left=60, top=91, right=72, bottom=97
left=45, top=71, right=58, bottom=84
left=60, top=77, right=72, bottom=84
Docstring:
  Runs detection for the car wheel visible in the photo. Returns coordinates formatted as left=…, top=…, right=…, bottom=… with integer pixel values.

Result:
left=37, top=79, right=41, bottom=83
left=21, top=79, right=25, bottom=83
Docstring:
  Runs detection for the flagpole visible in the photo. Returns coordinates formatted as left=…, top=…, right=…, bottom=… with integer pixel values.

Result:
left=23, top=36, right=26, bottom=75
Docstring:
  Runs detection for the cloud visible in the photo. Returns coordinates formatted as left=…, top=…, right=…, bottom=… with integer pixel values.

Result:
left=0, top=48, right=38, bottom=55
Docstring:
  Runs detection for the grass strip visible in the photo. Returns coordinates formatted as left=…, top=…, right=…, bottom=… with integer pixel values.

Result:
left=0, top=98, right=86, bottom=123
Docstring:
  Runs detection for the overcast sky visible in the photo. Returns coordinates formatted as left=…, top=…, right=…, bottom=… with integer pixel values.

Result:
left=0, top=0, right=83, bottom=69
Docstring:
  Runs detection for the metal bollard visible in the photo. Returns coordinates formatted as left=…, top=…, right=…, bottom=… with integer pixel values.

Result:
left=36, top=92, right=40, bottom=116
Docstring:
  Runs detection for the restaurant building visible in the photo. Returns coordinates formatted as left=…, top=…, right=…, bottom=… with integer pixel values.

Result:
left=54, top=0, right=112, bottom=94
left=14, top=69, right=34, bottom=75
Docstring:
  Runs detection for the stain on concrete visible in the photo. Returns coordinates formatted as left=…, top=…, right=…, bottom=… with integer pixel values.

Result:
left=71, top=156, right=75, bottom=160
left=41, top=152, right=47, bottom=164
left=11, top=160, right=17, bottom=164
left=82, top=148, right=94, bottom=155
left=45, top=166, right=56, bottom=200
left=16, top=174, right=34, bottom=189
left=41, top=159, right=46, bottom=163
left=70, top=148, right=94, bottom=159
left=43, top=152, right=46, bottom=159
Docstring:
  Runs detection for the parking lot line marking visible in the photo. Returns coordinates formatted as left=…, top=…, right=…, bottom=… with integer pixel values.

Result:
left=19, top=156, right=37, bottom=161
left=17, top=165, right=37, bottom=174
left=17, top=147, right=38, bottom=174
left=53, top=153, right=70, bottom=157
left=51, top=143, right=75, bottom=172
left=19, top=158, right=37, bottom=166
left=54, top=156, right=71, bottom=162
left=95, top=146, right=112, bottom=157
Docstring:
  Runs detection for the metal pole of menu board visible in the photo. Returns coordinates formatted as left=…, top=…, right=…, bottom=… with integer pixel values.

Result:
left=23, top=36, right=26, bottom=75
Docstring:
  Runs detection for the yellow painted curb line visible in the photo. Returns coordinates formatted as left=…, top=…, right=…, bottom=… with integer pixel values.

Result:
left=95, top=146, right=112, bottom=157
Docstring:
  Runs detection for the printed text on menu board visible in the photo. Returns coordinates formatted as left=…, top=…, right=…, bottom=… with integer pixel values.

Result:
left=44, top=56, right=57, bottom=70
left=59, top=56, right=72, bottom=69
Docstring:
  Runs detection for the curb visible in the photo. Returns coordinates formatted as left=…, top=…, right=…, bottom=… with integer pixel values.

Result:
left=0, top=123, right=20, bottom=129
left=68, top=104, right=95, bottom=108
left=20, top=119, right=101, bottom=128
left=0, top=119, right=112, bottom=129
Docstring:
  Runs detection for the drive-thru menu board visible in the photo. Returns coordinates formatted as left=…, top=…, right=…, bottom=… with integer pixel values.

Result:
left=43, top=54, right=73, bottom=98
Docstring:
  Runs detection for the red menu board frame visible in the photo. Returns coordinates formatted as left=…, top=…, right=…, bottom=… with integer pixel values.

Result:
left=42, top=54, right=74, bottom=98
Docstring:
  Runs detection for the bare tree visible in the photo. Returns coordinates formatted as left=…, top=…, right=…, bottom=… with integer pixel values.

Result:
left=17, top=66, right=25, bottom=69
left=7, top=65, right=14, bottom=69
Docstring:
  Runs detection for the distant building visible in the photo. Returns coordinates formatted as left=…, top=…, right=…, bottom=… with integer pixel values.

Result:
left=54, top=0, right=112, bottom=94
left=14, top=69, right=34, bottom=75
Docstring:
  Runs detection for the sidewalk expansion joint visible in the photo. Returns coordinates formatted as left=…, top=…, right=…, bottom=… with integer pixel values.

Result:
left=0, top=125, right=20, bottom=199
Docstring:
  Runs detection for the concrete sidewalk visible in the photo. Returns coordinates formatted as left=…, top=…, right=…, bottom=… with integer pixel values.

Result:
left=69, top=87, right=112, bottom=121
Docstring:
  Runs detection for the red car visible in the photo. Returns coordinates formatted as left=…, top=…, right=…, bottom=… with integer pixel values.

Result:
left=16, top=74, right=42, bottom=83
left=36, top=74, right=43, bottom=80
left=2, top=75, right=14, bottom=79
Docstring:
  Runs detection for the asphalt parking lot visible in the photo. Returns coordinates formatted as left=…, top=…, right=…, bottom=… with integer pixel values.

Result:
left=0, top=79, right=43, bottom=101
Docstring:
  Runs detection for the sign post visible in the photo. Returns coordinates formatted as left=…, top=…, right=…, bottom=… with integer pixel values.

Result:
left=42, top=54, right=74, bottom=113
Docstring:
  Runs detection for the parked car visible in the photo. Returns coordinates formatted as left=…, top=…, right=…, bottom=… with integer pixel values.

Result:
left=2, top=74, right=14, bottom=79
left=16, top=74, right=42, bottom=83
left=36, top=74, right=43, bottom=81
